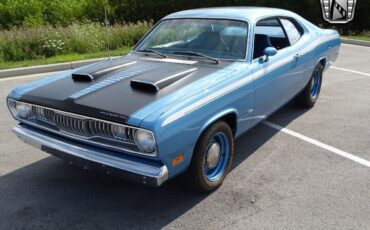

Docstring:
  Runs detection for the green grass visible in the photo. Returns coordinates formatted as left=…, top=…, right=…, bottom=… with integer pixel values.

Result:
left=342, top=35, right=370, bottom=42
left=0, top=21, right=151, bottom=64
left=0, top=46, right=132, bottom=70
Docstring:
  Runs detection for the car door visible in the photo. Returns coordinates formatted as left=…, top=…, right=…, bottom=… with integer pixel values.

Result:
left=249, top=17, right=303, bottom=126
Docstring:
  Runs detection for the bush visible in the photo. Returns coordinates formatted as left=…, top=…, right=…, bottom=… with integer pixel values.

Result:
left=0, top=0, right=369, bottom=32
left=0, top=21, right=152, bottom=62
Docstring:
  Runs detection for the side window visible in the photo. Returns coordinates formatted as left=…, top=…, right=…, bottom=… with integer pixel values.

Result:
left=253, top=18, right=290, bottom=59
left=255, top=19, right=285, bottom=38
left=280, top=19, right=302, bottom=45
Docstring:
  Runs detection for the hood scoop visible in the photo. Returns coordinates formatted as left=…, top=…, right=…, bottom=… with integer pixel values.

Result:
left=72, top=60, right=137, bottom=81
left=130, top=68, right=197, bottom=93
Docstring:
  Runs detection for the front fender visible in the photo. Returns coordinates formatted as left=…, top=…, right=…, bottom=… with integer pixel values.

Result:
left=142, top=88, right=251, bottom=179
left=137, top=67, right=253, bottom=179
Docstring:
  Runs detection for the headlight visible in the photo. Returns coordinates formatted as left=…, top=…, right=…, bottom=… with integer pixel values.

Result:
left=8, top=100, right=32, bottom=119
left=134, top=129, right=156, bottom=153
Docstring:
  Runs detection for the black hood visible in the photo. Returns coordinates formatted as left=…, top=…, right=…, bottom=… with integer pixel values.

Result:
left=14, top=55, right=232, bottom=123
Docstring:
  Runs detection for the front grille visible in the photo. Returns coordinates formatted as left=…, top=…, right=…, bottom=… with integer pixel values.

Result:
left=51, top=113, right=135, bottom=143
left=88, top=120, right=134, bottom=141
left=32, top=106, right=54, bottom=123
left=8, top=99, right=157, bottom=156
left=30, top=106, right=136, bottom=144
left=54, top=113, right=92, bottom=137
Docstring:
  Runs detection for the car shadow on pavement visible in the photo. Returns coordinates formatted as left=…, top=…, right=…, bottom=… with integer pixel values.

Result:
left=0, top=102, right=309, bottom=230
left=232, top=102, right=310, bottom=170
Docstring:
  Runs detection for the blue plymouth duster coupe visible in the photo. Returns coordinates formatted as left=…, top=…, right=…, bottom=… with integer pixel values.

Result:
left=7, top=7, right=340, bottom=191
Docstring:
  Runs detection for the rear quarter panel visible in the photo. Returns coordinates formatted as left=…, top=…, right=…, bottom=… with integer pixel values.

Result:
left=295, top=17, right=341, bottom=88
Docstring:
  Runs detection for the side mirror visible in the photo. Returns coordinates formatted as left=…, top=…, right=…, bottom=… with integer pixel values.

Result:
left=263, top=47, right=277, bottom=62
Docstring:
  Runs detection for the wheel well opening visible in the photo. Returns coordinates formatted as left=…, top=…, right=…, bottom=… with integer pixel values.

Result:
left=220, top=113, right=237, bottom=137
left=191, top=112, right=237, bottom=161
left=319, top=58, right=326, bottom=69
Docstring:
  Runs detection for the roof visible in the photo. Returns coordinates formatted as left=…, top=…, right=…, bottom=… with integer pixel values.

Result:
left=164, top=7, right=297, bottom=22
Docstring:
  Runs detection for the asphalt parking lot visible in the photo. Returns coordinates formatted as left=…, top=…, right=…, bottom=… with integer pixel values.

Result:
left=0, top=43, right=369, bottom=229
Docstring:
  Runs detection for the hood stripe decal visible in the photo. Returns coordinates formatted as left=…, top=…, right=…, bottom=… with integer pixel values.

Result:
left=69, top=63, right=158, bottom=99
left=9, top=71, right=71, bottom=99
left=131, top=68, right=198, bottom=92
left=142, top=57, right=198, bottom=65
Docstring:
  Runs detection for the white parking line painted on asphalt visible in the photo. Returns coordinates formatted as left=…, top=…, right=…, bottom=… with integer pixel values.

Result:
left=263, top=121, right=370, bottom=168
left=330, top=66, right=370, bottom=77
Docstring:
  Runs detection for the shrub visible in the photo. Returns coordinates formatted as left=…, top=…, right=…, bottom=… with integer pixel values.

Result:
left=66, top=23, right=105, bottom=53
left=42, top=32, right=65, bottom=57
left=0, top=21, right=152, bottom=61
left=0, top=0, right=369, bottom=32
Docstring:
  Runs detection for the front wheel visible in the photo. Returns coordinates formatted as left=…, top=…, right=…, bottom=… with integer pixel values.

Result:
left=185, top=121, right=234, bottom=192
left=296, top=63, right=323, bottom=108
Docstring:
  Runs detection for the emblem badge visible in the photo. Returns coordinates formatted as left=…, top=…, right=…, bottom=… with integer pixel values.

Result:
left=320, top=0, right=357, bottom=24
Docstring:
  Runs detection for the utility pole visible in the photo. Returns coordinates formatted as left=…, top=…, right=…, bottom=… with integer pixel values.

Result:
left=104, top=6, right=111, bottom=61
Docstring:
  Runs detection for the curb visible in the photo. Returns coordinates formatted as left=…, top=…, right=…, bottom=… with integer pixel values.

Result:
left=0, top=57, right=110, bottom=79
left=341, top=38, right=370, bottom=47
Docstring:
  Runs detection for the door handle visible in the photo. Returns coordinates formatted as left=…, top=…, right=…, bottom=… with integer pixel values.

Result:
left=293, top=54, right=301, bottom=61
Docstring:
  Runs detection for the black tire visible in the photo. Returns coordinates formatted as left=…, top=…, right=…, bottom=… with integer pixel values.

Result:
left=295, top=63, right=323, bottom=108
left=185, top=121, right=234, bottom=192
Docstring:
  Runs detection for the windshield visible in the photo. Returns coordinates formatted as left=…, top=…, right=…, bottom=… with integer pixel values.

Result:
left=135, top=19, right=248, bottom=60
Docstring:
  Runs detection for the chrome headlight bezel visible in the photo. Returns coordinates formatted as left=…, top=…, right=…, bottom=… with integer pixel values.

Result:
left=8, top=100, right=33, bottom=119
left=134, top=129, right=157, bottom=153
left=7, top=99, right=157, bottom=157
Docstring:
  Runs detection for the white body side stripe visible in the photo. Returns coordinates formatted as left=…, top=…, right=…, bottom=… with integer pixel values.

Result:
left=161, top=34, right=339, bottom=126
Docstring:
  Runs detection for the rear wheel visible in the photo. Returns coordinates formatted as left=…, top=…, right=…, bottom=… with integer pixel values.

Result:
left=296, top=63, right=323, bottom=108
left=186, top=121, right=234, bottom=192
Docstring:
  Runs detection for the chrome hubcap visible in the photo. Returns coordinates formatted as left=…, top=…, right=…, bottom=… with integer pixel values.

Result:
left=206, top=142, right=221, bottom=169
left=204, top=132, right=230, bottom=182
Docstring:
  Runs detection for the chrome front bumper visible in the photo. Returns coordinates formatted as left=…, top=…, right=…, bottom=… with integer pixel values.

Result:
left=13, top=125, right=168, bottom=186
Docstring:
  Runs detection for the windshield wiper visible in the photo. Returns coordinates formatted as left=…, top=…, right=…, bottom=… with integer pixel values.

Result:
left=172, top=51, right=220, bottom=64
left=137, top=49, right=167, bottom=58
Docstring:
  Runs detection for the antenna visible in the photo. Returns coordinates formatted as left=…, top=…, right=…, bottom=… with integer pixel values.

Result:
left=104, top=6, right=111, bottom=61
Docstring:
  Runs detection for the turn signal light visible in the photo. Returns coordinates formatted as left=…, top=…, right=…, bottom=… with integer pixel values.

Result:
left=172, top=154, right=185, bottom=167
